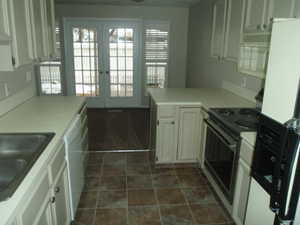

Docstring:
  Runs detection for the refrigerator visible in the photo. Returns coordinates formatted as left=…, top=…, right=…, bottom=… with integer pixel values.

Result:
left=245, top=18, right=300, bottom=225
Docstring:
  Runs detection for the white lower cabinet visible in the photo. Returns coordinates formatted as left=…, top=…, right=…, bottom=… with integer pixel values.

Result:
left=50, top=164, right=70, bottom=225
left=232, top=139, right=254, bottom=225
left=151, top=102, right=202, bottom=164
left=232, top=159, right=251, bottom=225
left=177, top=108, right=201, bottom=161
left=17, top=142, right=71, bottom=225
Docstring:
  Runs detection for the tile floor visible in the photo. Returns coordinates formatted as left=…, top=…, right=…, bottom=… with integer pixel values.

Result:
left=73, top=151, right=236, bottom=225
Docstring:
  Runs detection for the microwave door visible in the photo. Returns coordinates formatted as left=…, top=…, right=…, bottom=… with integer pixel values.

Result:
left=274, top=130, right=300, bottom=225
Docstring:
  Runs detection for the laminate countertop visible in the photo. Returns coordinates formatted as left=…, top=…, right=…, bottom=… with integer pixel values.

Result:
left=148, top=88, right=256, bottom=109
left=0, top=96, right=86, bottom=225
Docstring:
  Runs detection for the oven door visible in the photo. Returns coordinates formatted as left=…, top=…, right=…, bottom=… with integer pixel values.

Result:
left=204, top=119, right=239, bottom=203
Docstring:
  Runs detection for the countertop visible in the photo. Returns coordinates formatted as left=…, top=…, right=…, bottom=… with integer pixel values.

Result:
left=0, top=96, right=86, bottom=225
left=148, top=88, right=256, bottom=109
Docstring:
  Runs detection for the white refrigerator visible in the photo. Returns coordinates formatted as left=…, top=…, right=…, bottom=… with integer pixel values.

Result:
left=245, top=18, right=300, bottom=225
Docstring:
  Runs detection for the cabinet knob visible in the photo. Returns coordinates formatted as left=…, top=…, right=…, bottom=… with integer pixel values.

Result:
left=171, top=121, right=175, bottom=125
left=262, top=24, right=267, bottom=30
left=55, top=187, right=60, bottom=193
left=50, top=196, right=56, bottom=203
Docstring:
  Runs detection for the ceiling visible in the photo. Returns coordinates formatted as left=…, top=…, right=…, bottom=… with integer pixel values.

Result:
left=55, top=0, right=202, bottom=7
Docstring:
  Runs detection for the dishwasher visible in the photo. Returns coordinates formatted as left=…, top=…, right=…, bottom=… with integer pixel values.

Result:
left=64, top=115, right=84, bottom=220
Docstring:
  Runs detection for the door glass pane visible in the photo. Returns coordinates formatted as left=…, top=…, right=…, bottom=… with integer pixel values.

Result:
left=72, top=27, right=100, bottom=96
left=109, top=28, right=134, bottom=97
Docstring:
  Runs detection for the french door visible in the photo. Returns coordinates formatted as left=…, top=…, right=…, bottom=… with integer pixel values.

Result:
left=64, top=19, right=141, bottom=108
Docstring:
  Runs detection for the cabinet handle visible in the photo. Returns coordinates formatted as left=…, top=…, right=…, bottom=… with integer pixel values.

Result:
left=50, top=196, right=56, bottom=203
left=262, top=24, right=267, bottom=30
left=171, top=121, right=175, bottom=125
left=55, top=187, right=60, bottom=193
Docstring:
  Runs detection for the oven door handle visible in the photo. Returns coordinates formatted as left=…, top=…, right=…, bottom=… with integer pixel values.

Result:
left=205, top=119, right=237, bottom=150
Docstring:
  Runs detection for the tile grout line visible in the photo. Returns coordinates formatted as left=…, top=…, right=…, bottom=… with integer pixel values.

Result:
left=125, top=153, right=129, bottom=225
left=92, top=153, right=105, bottom=225
left=151, top=164, right=164, bottom=225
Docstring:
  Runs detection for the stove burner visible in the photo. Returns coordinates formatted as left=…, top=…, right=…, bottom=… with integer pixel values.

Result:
left=235, top=120, right=257, bottom=129
left=217, top=109, right=235, bottom=117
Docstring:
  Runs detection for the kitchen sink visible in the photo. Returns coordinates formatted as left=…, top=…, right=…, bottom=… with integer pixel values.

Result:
left=0, top=133, right=54, bottom=201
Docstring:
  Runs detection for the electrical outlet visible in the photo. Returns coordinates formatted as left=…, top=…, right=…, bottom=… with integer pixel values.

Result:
left=26, top=71, right=32, bottom=82
left=241, top=77, right=247, bottom=88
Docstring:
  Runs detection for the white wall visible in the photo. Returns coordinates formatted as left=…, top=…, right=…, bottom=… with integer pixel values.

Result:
left=55, top=4, right=189, bottom=90
left=186, top=1, right=263, bottom=97
left=0, top=65, right=36, bottom=116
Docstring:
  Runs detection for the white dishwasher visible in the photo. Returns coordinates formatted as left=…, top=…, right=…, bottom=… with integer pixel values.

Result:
left=64, top=115, right=84, bottom=220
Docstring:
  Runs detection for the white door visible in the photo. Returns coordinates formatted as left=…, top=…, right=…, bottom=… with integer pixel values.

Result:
left=64, top=19, right=141, bottom=108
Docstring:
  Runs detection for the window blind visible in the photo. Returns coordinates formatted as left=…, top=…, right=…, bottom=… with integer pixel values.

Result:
left=144, top=23, right=169, bottom=89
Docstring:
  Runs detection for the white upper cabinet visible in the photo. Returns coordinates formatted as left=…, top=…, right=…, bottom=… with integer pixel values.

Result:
left=0, top=0, right=32, bottom=70
left=224, top=0, right=244, bottom=61
left=244, top=0, right=270, bottom=33
left=0, top=0, right=56, bottom=71
left=211, top=0, right=227, bottom=59
left=42, top=0, right=56, bottom=58
left=28, top=0, right=47, bottom=60
left=270, top=0, right=296, bottom=18
left=295, top=0, right=300, bottom=17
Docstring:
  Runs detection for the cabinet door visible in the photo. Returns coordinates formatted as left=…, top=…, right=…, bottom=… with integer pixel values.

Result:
left=271, top=0, right=295, bottom=18
left=211, top=0, right=227, bottom=58
left=28, top=0, right=47, bottom=59
left=51, top=166, right=71, bottom=225
left=41, top=0, right=56, bottom=58
left=156, top=117, right=178, bottom=163
left=177, top=108, right=201, bottom=161
left=244, top=0, right=269, bottom=32
left=294, top=0, right=300, bottom=17
left=34, top=200, right=53, bottom=225
left=233, top=159, right=251, bottom=225
left=7, top=0, right=32, bottom=67
left=224, top=0, right=244, bottom=61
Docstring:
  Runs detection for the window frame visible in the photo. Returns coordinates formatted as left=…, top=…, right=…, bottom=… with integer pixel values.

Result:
left=143, top=20, right=170, bottom=94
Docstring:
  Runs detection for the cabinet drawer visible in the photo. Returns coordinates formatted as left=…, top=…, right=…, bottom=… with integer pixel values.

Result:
left=20, top=172, right=50, bottom=225
left=240, top=140, right=254, bottom=166
left=48, top=143, right=66, bottom=183
left=158, top=106, right=176, bottom=118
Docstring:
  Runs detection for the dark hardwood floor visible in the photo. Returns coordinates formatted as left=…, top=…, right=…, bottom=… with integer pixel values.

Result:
left=87, top=108, right=150, bottom=151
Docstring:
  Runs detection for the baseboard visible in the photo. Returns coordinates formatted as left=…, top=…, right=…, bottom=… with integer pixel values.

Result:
left=0, top=84, right=36, bottom=117
left=222, top=81, right=256, bottom=103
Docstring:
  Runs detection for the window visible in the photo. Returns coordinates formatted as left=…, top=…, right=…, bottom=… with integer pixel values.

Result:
left=144, top=23, right=169, bottom=89
left=38, top=61, right=62, bottom=95
left=72, top=27, right=99, bottom=96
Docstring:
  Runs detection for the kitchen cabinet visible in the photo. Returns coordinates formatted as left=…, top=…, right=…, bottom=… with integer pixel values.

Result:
left=18, top=142, right=71, bottom=225
left=295, top=0, right=300, bottom=17
left=211, top=0, right=227, bottom=59
left=244, top=0, right=270, bottom=33
left=150, top=102, right=202, bottom=164
left=270, top=0, right=295, bottom=18
left=42, top=0, right=56, bottom=58
left=50, top=163, right=70, bottom=225
left=223, top=0, right=244, bottom=61
left=177, top=108, right=201, bottom=161
left=232, top=140, right=254, bottom=225
left=156, top=117, right=178, bottom=162
left=19, top=171, right=52, bottom=225
left=28, top=0, right=56, bottom=60
left=0, top=0, right=32, bottom=70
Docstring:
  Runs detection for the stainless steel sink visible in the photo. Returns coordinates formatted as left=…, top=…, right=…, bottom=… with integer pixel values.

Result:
left=0, top=133, right=54, bottom=201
